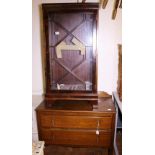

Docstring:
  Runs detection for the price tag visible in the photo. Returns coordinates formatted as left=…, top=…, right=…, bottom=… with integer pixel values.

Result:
left=96, top=130, right=99, bottom=135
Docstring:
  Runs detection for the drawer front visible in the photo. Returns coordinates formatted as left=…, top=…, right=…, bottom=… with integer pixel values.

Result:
left=40, top=114, right=113, bottom=130
left=40, top=129, right=112, bottom=147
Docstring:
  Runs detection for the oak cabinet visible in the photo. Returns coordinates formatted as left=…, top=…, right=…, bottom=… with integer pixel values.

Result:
left=35, top=3, right=116, bottom=155
left=42, top=3, right=98, bottom=102
left=36, top=98, right=116, bottom=154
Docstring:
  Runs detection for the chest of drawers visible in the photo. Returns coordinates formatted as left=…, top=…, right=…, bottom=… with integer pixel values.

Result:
left=36, top=98, right=115, bottom=154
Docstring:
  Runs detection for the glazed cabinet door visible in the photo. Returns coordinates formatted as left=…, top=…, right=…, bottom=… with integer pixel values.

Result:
left=42, top=4, right=98, bottom=93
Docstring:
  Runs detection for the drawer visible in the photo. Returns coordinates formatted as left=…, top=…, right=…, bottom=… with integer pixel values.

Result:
left=40, top=129, right=112, bottom=147
left=40, top=114, right=113, bottom=130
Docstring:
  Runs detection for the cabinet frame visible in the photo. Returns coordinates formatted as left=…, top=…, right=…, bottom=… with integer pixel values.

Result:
left=42, top=3, right=99, bottom=101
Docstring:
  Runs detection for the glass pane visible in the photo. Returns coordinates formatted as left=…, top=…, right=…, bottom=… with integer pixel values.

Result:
left=48, top=12, right=94, bottom=91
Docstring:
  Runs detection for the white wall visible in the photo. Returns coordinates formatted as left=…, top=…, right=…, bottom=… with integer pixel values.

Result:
left=98, top=0, right=122, bottom=94
left=32, top=0, right=122, bottom=95
left=32, top=95, right=43, bottom=141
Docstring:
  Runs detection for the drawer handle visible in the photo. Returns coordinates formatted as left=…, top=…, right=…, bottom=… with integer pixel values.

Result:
left=96, top=130, right=99, bottom=144
left=97, top=120, right=100, bottom=128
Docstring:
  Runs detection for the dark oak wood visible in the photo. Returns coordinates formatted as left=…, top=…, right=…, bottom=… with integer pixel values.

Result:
left=44, top=145, right=110, bottom=155
left=36, top=3, right=116, bottom=155
left=82, top=0, right=87, bottom=3
left=42, top=3, right=99, bottom=13
left=42, top=3, right=98, bottom=101
left=36, top=98, right=115, bottom=155
left=41, top=129, right=112, bottom=147
left=39, top=115, right=113, bottom=129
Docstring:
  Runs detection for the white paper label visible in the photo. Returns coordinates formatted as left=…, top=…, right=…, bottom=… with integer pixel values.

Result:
left=96, top=130, right=99, bottom=135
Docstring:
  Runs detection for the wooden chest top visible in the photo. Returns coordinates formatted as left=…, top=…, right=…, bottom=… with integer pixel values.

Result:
left=36, top=98, right=115, bottom=115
